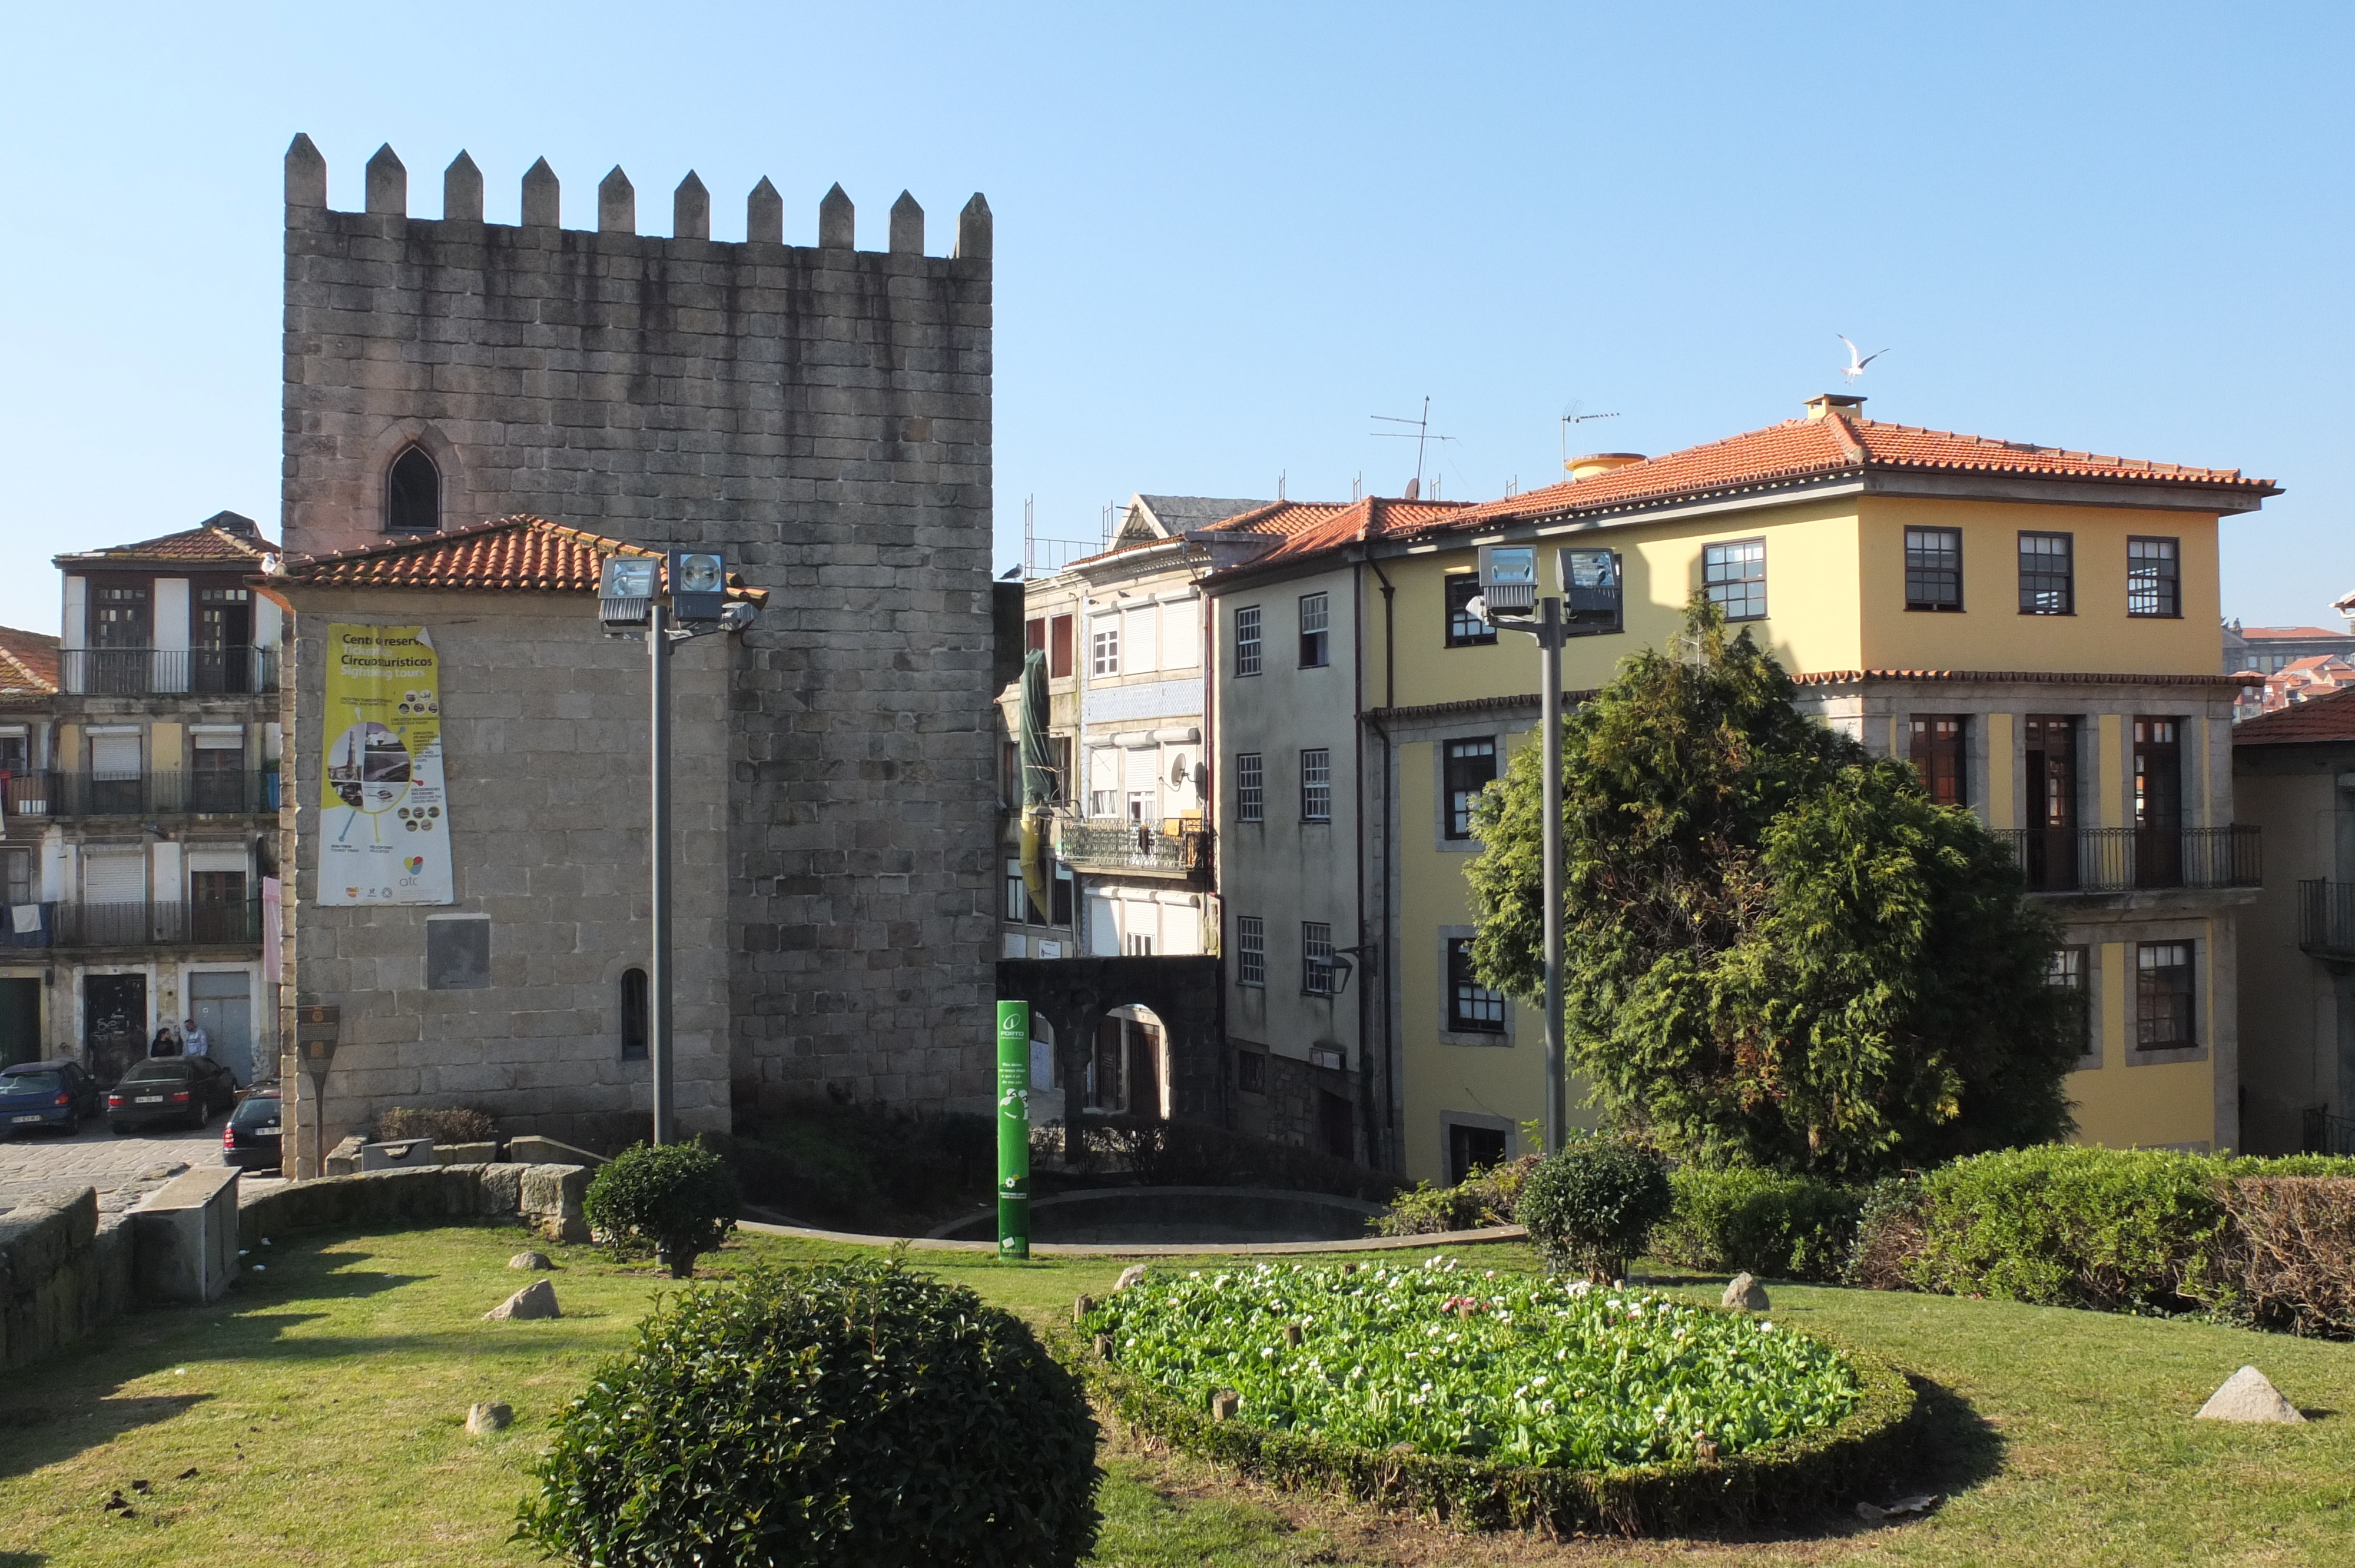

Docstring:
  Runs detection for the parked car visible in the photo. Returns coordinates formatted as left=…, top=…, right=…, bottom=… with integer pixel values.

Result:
left=107, top=1056, right=237, bottom=1132
left=223, top=1085, right=284, bottom=1171
left=0, top=1061, right=104, bottom=1137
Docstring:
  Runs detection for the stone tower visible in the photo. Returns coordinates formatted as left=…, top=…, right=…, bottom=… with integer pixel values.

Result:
left=280, top=136, right=998, bottom=1115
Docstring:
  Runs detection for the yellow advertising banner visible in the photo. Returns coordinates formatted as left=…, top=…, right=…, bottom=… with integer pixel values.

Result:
left=318, top=624, right=452, bottom=906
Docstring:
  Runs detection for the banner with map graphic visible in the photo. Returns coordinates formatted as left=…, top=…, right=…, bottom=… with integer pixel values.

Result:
left=318, top=624, right=453, bottom=906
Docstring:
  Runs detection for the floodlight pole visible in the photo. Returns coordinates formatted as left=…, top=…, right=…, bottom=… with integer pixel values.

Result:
left=1537, top=597, right=1567, bottom=1157
left=648, top=602, right=675, bottom=1145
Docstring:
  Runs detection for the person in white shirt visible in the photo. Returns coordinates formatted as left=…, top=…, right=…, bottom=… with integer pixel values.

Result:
left=181, top=1018, right=209, bottom=1059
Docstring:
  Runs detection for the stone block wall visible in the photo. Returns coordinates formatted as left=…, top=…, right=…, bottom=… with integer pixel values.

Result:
left=278, top=590, right=734, bottom=1160
left=280, top=138, right=999, bottom=1121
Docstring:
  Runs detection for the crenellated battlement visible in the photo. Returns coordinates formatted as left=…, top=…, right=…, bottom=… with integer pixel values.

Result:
left=284, top=135, right=990, bottom=260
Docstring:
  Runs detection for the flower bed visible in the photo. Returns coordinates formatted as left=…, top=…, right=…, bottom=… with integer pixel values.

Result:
left=1081, top=1256, right=1916, bottom=1535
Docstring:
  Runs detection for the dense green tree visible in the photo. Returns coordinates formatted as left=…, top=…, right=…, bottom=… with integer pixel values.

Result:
left=1465, top=598, right=2078, bottom=1176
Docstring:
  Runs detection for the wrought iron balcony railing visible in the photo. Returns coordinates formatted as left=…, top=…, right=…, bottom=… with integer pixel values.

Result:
left=1995, top=825, right=2260, bottom=895
left=1057, top=820, right=1213, bottom=878
left=53, top=899, right=264, bottom=949
left=26, top=770, right=281, bottom=818
left=59, top=647, right=280, bottom=696
left=2297, top=880, right=2355, bottom=961
left=2302, top=1106, right=2355, bottom=1158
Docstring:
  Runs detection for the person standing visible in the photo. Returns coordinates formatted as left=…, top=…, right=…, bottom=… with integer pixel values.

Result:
left=181, top=1016, right=210, bottom=1061
left=149, top=1021, right=181, bottom=1057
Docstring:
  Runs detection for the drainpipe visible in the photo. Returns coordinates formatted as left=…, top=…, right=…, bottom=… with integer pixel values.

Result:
left=1364, top=555, right=1398, bottom=1172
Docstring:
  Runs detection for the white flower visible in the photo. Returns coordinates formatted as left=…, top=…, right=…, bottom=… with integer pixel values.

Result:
left=1260, top=1348, right=1275, bottom=1359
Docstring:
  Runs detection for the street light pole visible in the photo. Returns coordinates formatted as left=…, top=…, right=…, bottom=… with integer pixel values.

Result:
left=1537, top=597, right=1566, bottom=1156
left=648, top=600, right=675, bottom=1146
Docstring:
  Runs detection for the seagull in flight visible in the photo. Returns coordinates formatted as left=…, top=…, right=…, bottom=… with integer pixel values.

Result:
left=1837, top=335, right=1890, bottom=382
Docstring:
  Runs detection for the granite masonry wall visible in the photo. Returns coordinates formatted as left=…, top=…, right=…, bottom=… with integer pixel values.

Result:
left=279, top=137, right=999, bottom=1121
left=277, top=591, right=732, bottom=1160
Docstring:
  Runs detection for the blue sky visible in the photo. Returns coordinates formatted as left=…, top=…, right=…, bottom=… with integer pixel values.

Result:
left=1, top=2, right=2345, bottom=636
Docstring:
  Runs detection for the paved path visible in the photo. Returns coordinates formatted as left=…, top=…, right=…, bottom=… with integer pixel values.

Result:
left=0, top=1117, right=283, bottom=1214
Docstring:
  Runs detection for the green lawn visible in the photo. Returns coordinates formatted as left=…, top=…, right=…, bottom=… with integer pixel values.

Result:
left=0, top=1222, right=2346, bottom=1566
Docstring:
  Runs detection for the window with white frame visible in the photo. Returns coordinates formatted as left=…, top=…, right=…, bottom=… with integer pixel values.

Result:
left=1233, top=605, right=1262, bottom=677
left=1298, top=592, right=1329, bottom=667
left=1447, top=938, right=1507, bottom=1033
left=1301, top=921, right=1334, bottom=995
left=1236, top=915, right=1265, bottom=986
left=1703, top=539, right=1767, bottom=621
left=1235, top=752, right=1263, bottom=823
left=1090, top=620, right=1120, bottom=676
left=1300, top=748, right=1331, bottom=822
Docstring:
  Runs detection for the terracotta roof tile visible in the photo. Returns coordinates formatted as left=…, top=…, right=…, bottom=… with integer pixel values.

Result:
left=275, top=516, right=767, bottom=603
left=1208, top=497, right=1477, bottom=566
left=2240, top=625, right=2349, bottom=642
left=1435, top=411, right=2278, bottom=534
left=0, top=626, right=60, bottom=697
left=2233, top=683, right=2355, bottom=745
left=1792, top=668, right=2251, bottom=689
left=57, top=521, right=280, bottom=568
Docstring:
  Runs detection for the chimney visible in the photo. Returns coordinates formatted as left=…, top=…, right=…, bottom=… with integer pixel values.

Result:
left=1565, top=452, right=1645, bottom=481
left=1805, top=393, right=1866, bottom=421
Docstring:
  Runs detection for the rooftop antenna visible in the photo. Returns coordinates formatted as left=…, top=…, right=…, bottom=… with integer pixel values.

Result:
left=1372, top=397, right=1455, bottom=497
left=1277, top=469, right=1286, bottom=501
left=1352, top=472, right=1364, bottom=502
left=1022, top=494, right=1034, bottom=579
left=1560, top=400, right=1621, bottom=471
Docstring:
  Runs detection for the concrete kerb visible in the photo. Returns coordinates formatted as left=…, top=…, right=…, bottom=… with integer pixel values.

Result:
left=737, top=1218, right=1528, bottom=1258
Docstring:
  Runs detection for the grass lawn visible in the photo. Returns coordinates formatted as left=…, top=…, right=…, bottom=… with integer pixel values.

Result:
left=0, top=1222, right=2345, bottom=1566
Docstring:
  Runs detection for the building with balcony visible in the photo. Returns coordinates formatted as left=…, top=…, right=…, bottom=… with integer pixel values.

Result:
left=0, top=514, right=285, bottom=1083
left=1204, top=394, right=2277, bottom=1178
left=1, top=624, right=62, bottom=1066
left=2231, top=684, right=2355, bottom=1154
left=995, top=496, right=1263, bottom=1121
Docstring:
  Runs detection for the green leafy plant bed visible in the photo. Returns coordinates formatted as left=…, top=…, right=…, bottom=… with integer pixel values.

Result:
left=1081, top=1256, right=1915, bottom=1536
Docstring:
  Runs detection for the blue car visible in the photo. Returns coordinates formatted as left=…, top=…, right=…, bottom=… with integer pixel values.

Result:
left=0, top=1061, right=104, bottom=1137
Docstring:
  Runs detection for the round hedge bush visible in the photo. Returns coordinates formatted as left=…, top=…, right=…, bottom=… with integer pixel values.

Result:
left=1517, top=1137, right=1674, bottom=1282
left=519, top=1259, right=1100, bottom=1567
left=585, top=1139, right=741, bottom=1277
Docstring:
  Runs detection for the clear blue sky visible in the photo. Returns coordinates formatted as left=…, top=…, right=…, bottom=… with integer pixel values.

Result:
left=1, top=2, right=2345, bottom=636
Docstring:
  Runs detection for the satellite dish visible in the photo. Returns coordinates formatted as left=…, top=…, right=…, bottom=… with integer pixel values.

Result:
left=1169, top=753, right=1189, bottom=788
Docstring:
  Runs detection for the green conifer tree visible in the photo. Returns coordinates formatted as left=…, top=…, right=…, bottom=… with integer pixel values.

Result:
left=1465, top=597, right=2078, bottom=1175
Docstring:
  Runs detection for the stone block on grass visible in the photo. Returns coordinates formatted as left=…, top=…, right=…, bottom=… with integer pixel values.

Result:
left=2195, top=1366, right=2304, bottom=1424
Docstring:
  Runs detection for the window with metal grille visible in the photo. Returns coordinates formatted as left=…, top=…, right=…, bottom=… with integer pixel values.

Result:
left=1298, top=592, right=1329, bottom=667
left=1908, top=716, right=1968, bottom=806
left=2019, top=532, right=2074, bottom=614
left=1090, top=622, right=1119, bottom=677
left=2127, top=537, right=2180, bottom=617
left=1703, top=539, right=1766, bottom=621
left=1904, top=527, right=1963, bottom=611
left=1443, top=738, right=1497, bottom=839
left=1235, top=752, right=1263, bottom=823
left=1301, top=921, right=1334, bottom=995
left=2136, top=942, right=2195, bottom=1048
left=1300, top=748, right=1331, bottom=822
left=1235, top=1049, right=1265, bottom=1092
left=1234, top=606, right=1262, bottom=677
left=1236, top=916, right=1265, bottom=986
left=2048, top=945, right=2091, bottom=1052
left=1447, top=938, right=1507, bottom=1032
left=1445, top=574, right=1497, bottom=647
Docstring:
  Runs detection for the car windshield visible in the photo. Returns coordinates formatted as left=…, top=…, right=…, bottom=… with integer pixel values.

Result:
left=231, top=1098, right=282, bottom=1125
left=120, top=1061, right=193, bottom=1084
left=1, top=1073, right=62, bottom=1096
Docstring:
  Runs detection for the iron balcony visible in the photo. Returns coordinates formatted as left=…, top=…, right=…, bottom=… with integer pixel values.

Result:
left=1057, top=820, right=1214, bottom=881
left=51, top=899, right=264, bottom=950
left=2297, top=879, right=2355, bottom=962
left=1995, top=825, right=2260, bottom=895
left=6, top=770, right=281, bottom=819
left=57, top=647, right=280, bottom=696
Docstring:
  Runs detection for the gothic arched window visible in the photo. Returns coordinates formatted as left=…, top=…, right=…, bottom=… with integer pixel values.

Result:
left=386, top=446, right=440, bottom=533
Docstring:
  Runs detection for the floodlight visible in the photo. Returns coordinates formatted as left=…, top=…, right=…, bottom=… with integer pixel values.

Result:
left=1558, top=547, right=1624, bottom=636
left=669, top=550, right=728, bottom=622
left=1477, top=544, right=1538, bottom=616
left=599, top=557, right=657, bottom=627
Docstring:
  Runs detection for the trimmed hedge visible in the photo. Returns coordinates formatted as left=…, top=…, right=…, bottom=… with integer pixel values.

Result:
left=1076, top=1314, right=1916, bottom=1537
left=1518, top=1138, right=1674, bottom=1281
left=1653, top=1168, right=1862, bottom=1283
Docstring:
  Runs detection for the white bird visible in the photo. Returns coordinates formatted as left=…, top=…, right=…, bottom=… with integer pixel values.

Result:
left=1837, top=335, right=1890, bottom=382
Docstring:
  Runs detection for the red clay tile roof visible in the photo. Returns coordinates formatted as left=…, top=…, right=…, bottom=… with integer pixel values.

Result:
left=1207, top=497, right=1477, bottom=566
left=275, top=515, right=767, bottom=603
left=1792, top=668, right=2252, bottom=688
left=56, top=521, right=280, bottom=568
left=0, top=626, right=60, bottom=697
left=1437, top=409, right=2278, bottom=533
left=2240, top=625, right=2350, bottom=642
left=2233, top=683, right=2355, bottom=745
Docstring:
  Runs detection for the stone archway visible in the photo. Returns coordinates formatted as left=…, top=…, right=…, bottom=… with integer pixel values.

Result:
left=995, top=956, right=1223, bottom=1131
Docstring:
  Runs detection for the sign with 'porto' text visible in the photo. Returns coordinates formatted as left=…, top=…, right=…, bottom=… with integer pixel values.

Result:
left=318, top=624, right=454, bottom=906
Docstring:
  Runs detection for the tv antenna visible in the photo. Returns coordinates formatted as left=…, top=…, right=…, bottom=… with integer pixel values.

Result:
left=1560, top=400, right=1621, bottom=471
left=1371, top=397, right=1456, bottom=499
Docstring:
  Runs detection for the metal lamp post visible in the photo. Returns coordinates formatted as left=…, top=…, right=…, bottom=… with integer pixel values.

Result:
left=600, top=550, right=750, bottom=1145
left=1472, top=544, right=1622, bottom=1156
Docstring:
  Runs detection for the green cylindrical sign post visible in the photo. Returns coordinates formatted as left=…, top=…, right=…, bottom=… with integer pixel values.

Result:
left=996, top=1000, right=1032, bottom=1260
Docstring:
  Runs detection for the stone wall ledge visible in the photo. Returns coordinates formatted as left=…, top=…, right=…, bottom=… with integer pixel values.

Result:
left=237, top=1163, right=591, bottom=1248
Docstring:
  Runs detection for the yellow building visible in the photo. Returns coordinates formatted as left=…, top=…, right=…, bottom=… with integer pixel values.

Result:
left=1205, top=394, right=2277, bottom=1180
